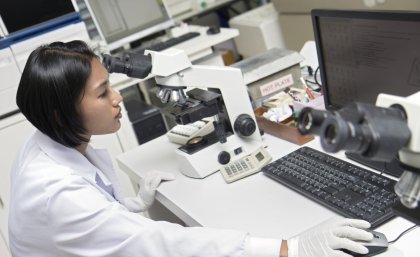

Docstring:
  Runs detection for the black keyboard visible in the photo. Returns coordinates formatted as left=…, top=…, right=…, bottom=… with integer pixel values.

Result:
left=129, top=31, right=200, bottom=54
left=262, top=146, right=399, bottom=228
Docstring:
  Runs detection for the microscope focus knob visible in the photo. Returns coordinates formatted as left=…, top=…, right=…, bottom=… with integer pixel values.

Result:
left=218, top=151, right=231, bottom=165
left=234, top=114, right=256, bottom=137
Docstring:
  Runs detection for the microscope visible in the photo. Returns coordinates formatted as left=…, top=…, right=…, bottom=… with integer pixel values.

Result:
left=103, top=49, right=268, bottom=179
left=296, top=92, right=420, bottom=225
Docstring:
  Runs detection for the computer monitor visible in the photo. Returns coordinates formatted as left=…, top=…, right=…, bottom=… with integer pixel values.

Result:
left=312, top=9, right=420, bottom=109
left=312, top=9, right=420, bottom=177
left=0, top=0, right=76, bottom=35
left=85, top=0, right=175, bottom=51
left=273, top=0, right=420, bottom=13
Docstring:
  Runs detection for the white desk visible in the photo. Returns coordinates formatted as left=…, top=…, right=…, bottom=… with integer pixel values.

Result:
left=117, top=134, right=418, bottom=257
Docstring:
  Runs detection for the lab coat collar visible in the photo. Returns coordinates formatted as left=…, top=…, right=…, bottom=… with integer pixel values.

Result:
left=84, top=146, right=124, bottom=201
left=33, top=131, right=108, bottom=185
left=33, top=131, right=123, bottom=201
left=85, top=147, right=114, bottom=186
left=34, top=131, right=96, bottom=180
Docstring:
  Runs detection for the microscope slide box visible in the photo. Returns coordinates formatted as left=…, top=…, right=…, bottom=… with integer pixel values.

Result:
left=254, top=107, right=313, bottom=145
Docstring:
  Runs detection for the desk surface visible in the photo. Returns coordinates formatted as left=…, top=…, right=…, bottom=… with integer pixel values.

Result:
left=117, top=134, right=418, bottom=257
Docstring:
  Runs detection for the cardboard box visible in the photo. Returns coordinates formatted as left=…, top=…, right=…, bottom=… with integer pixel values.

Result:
left=255, top=107, right=313, bottom=145
left=232, top=48, right=304, bottom=108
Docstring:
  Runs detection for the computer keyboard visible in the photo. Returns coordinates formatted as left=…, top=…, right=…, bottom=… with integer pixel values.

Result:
left=129, top=31, right=200, bottom=54
left=262, top=146, right=399, bottom=228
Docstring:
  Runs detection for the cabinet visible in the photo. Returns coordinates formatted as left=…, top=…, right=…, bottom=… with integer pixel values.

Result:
left=10, top=22, right=90, bottom=72
left=0, top=114, right=35, bottom=247
left=0, top=231, right=11, bottom=257
left=0, top=21, right=90, bottom=118
left=0, top=47, right=21, bottom=116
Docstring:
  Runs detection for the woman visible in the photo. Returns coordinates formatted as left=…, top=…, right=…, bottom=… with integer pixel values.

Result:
left=9, top=40, right=373, bottom=257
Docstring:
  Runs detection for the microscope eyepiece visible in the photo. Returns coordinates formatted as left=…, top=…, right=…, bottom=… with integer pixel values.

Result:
left=296, top=103, right=410, bottom=161
left=297, top=107, right=330, bottom=135
left=319, top=113, right=371, bottom=154
left=102, top=53, right=152, bottom=79
left=102, top=54, right=126, bottom=75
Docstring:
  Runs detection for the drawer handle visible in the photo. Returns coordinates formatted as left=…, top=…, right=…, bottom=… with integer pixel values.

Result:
left=0, top=197, right=3, bottom=208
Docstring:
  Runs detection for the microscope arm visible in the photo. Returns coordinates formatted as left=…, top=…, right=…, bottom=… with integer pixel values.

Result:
left=375, top=91, right=420, bottom=211
left=147, top=49, right=262, bottom=142
left=376, top=91, right=420, bottom=170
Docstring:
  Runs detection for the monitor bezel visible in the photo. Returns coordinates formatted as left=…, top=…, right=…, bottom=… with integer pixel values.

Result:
left=85, top=0, right=175, bottom=51
left=311, top=9, right=420, bottom=110
left=0, top=0, right=77, bottom=37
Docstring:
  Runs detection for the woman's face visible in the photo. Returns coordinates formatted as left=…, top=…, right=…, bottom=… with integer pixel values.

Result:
left=78, top=58, right=123, bottom=136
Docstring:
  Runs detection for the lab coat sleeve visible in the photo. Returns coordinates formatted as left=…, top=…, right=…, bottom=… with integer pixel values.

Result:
left=246, top=237, right=281, bottom=257
left=46, top=174, right=280, bottom=257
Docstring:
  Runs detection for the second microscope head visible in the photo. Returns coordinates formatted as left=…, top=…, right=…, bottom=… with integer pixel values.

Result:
left=296, top=103, right=410, bottom=162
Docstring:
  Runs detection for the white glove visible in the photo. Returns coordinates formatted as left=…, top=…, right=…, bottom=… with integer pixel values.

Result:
left=122, top=170, right=175, bottom=212
left=288, top=217, right=374, bottom=257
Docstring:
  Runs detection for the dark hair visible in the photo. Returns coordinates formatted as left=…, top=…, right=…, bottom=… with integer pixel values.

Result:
left=16, top=40, right=99, bottom=147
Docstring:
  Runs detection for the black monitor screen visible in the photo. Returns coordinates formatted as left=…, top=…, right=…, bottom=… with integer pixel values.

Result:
left=0, top=0, right=75, bottom=35
left=312, top=9, right=420, bottom=110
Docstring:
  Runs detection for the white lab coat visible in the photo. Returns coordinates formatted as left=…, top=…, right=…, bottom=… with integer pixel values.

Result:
left=9, top=130, right=280, bottom=257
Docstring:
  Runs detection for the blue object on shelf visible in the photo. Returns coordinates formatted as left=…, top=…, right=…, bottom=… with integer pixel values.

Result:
left=1, top=12, right=81, bottom=47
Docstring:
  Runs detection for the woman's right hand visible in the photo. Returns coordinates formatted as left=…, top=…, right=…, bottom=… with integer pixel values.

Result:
left=287, top=217, right=373, bottom=257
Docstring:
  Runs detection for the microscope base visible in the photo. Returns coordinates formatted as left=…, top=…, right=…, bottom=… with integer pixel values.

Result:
left=175, top=136, right=264, bottom=179
left=392, top=202, right=420, bottom=226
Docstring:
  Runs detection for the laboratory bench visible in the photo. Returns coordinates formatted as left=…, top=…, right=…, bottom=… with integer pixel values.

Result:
left=117, top=133, right=418, bottom=257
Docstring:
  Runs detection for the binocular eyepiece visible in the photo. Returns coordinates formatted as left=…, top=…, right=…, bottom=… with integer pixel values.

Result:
left=297, top=108, right=331, bottom=136
left=102, top=53, right=152, bottom=79
left=296, top=103, right=410, bottom=161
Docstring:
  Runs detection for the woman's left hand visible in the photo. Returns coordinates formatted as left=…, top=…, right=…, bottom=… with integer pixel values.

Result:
left=122, top=170, right=176, bottom=212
